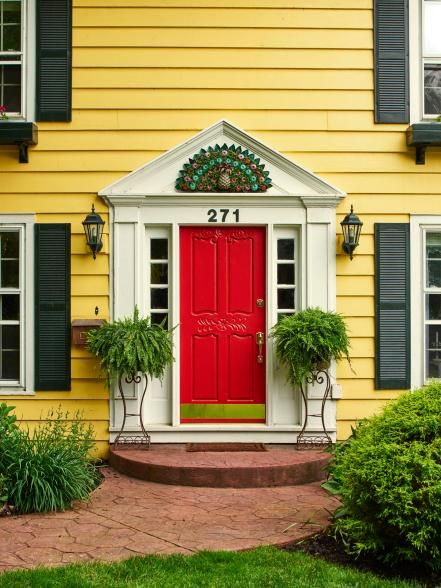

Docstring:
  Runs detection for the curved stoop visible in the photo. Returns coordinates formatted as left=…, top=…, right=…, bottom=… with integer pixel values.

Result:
left=109, top=444, right=330, bottom=488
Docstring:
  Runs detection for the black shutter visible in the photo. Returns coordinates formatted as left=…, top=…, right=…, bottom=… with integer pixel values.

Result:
left=374, top=0, right=409, bottom=123
left=35, top=224, right=71, bottom=391
left=36, top=0, right=72, bottom=122
left=375, top=223, right=410, bottom=389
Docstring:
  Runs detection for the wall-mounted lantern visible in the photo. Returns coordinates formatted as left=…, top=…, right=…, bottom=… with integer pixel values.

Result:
left=82, top=205, right=105, bottom=259
left=341, top=205, right=362, bottom=260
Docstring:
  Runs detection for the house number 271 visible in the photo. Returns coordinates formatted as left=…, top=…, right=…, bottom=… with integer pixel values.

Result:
left=207, top=209, right=240, bottom=223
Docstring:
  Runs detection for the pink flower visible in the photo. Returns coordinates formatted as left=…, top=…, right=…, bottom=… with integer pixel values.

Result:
left=0, top=105, right=7, bottom=120
left=238, top=153, right=244, bottom=160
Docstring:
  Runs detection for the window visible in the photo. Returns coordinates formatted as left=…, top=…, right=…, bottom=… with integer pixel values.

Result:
left=274, top=229, right=298, bottom=322
left=0, top=228, right=21, bottom=384
left=423, top=1, right=441, bottom=116
left=147, top=230, right=170, bottom=329
left=0, top=0, right=24, bottom=116
left=0, top=217, right=34, bottom=393
left=424, top=231, right=441, bottom=379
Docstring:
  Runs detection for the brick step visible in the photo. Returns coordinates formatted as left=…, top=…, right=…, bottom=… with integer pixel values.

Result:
left=109, top=444, right=330, bottom=488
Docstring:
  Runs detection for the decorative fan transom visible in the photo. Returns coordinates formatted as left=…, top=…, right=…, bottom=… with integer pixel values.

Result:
left=175, top=144, right=273, bottom=193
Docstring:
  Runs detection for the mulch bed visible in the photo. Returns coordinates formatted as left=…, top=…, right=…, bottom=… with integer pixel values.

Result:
left=284, top=531, right=441, bottom=587
left=186, top=443, right=267, bottom=452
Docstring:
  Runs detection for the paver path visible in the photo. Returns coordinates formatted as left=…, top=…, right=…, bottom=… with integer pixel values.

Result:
left=0, top=467, right=339, bottom=572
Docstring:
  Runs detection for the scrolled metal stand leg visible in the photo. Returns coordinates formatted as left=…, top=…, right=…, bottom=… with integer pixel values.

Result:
left=296, top=382, right=309, bottom=446
left=297, top=368, right=332, bottom=449
left=320, top=371, right=332, bottom=445
left=138, top=374, right=151, bottom=448
left=113, top=373, right=151, bottom=450
left=113, top=376, right=127, bottom=448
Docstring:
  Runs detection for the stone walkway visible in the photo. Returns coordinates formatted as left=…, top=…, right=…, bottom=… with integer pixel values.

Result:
left=0, top=467, right=339, bottom=572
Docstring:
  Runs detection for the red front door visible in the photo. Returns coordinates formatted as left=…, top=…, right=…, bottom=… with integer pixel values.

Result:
left=180, top=227, right=266, bottom=423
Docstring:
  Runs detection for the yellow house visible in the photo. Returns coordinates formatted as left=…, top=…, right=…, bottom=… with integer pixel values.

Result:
left=0, top=0, right=439, bottom=458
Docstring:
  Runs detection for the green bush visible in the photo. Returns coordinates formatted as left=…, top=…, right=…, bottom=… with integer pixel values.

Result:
left=325, top=382, right=441, bottom=570
left=270, top=307, right=350, bottom=386
left=0, top=405, right=98, bottom=514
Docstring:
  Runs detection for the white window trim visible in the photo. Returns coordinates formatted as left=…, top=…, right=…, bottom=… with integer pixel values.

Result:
left=410, top=215, right=441, bottom=388
left=0, top=0, right=35, bottom=120
left=0, top=214, right=34, bottom=395
left=409, top=0, right=441, bottom=122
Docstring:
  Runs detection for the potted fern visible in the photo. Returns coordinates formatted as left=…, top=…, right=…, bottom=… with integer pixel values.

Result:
left=271, top=308, right=350, bottom=387
left=271, top=308, right=350, bottom=444
left=87, top=307, right=174, bottom=446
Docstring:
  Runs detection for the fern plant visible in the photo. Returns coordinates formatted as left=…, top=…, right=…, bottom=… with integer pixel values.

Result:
left=271, top=307, right=350, bottom=386
left=86, top=307, right=174, bottom=385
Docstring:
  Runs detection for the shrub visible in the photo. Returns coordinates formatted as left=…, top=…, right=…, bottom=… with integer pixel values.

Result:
left=0, top=406, right=98, bottom=514
left=325, top=382, right=441, bottom=570
left=270, top=307, right=350, bottom=386
left=87, top=306, right=174, bottom=385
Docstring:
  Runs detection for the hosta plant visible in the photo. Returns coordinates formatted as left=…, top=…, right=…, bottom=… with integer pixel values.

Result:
left=0, top=405, right=97, bottom=513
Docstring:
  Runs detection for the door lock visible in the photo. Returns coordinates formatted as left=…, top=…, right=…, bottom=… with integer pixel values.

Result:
left=256, top=331, right=265, bottom=364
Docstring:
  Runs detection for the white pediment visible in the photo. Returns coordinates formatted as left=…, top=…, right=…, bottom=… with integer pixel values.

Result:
left=99, top=120, right=345, bottom=204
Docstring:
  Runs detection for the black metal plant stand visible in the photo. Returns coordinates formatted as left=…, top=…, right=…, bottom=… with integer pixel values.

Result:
left=113, top=374, right=151, bottom=449
left=297, top=368, right=332, bottom=448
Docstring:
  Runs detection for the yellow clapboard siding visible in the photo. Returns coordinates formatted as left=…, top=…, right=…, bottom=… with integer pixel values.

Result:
left=323, top=173, right=441, bottom=196
left=73, top=68, right=372, bottom=90
left=72, top=298, right=109, bottom=319
left=337, top=358, right=374, bottom=379
left=345, top=317, right=374, bottom=338
left=73, top=1, right=372, bottom=8
left=0, top=195, right=108, bottom=213
left=348, top=337, right=374, bottom=358
left=72, top=275, right=109, bottom=296
left=299, top=151, right=441, bottom=171
left=30, top=381, right=108, bottom=398
left=337, top=275, right=374, bottom=296
left=0, top=172, right=121, bottom=193
left=337, top=399, right=394, bottom=421
left=74, top=8, right=372, bottom=29
left=73, top=48, right=373, bottom=69
left=337, top=255, right=374, bottom=276
left=339, top=380, right=403, bottom=400
left=9, top=399, right=109, bottom=421
left=71, top=254, right=108, bottom=275
left=34, top=129, right=407, bottom=153
left=337, top=296, right=374, bottom=317
left=325, top=112, right=405, bottom=132
left=72, top=358, right=102, bottom=379
left=73, top=28, right=372, bottom=49
left=72, top=89, right=373, bottom=110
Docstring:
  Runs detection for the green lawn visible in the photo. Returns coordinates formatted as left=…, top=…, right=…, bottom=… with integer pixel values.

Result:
left=0, top=547, right=421, bottom=588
